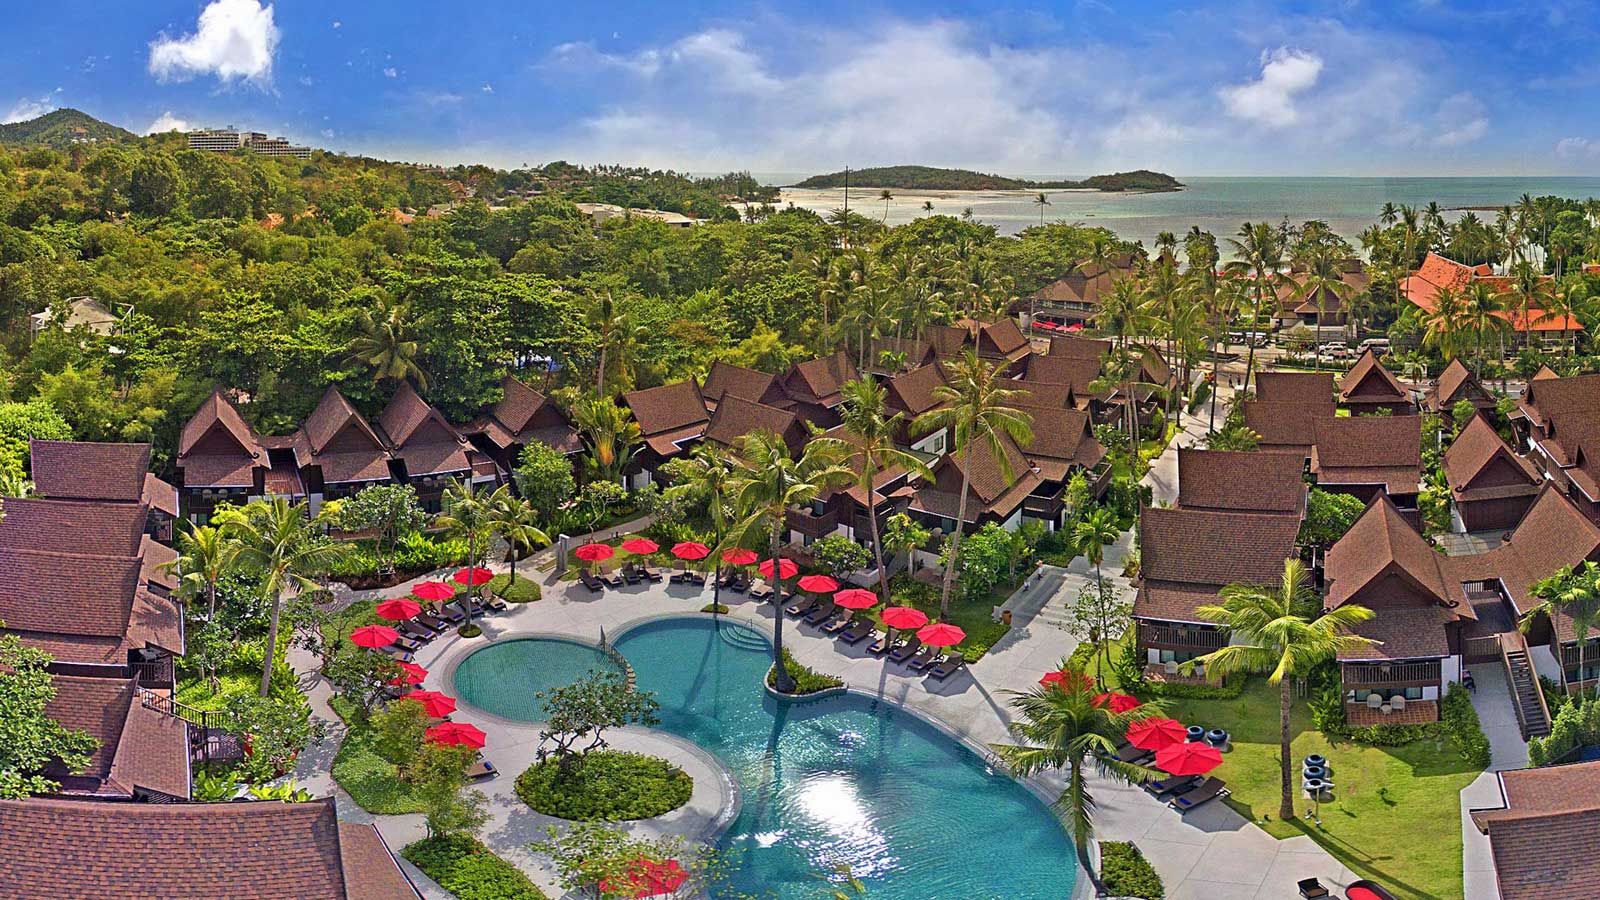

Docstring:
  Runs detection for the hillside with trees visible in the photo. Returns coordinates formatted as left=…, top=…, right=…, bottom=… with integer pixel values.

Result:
left=793, top=166, right=1182, bottom=192
left=0, top=109, right=135, bottom=148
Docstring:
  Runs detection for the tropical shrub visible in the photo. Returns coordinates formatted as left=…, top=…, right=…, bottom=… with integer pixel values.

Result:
left=515, top=750, right=692, bottom=821
left=1100, top=841, right=1164, bottom=900
left=402, top=835, right=548, bottom=900
left=1529, top=697, right=1600, bottom=766
left=767, top=648, right=843, bottom=695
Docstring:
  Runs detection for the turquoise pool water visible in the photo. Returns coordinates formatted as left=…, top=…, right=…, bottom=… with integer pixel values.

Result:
left=606, top=617, right=1078, bottom=899
left=451, top=637, right=621, bottom=721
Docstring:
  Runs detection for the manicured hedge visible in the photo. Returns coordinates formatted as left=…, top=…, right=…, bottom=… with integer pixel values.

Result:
left=515, top=751, right=692, bottom=821
left=1101, top=841, right=1164, bottom=899
left=401, top=835, right=548, bottom=900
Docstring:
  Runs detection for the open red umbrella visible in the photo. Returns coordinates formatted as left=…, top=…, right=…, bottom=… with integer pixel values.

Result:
left=412, top=581, right=456, bottom=602
left=620, top=538, right=659, bottom=555
left=833, top=588, right=878, bottom=609
left=1154, top=741, right=1223, bottom=777
left=575, top=543, right=615, bottom=563
left=425, top=721, right=486, bottom=748
left=1093, top=692, right=1142, bottom=714
left=758, top=558, right=799, bottom=580
left=880, top=606, right=929, bottom=630
left=375, top=598, right=422, bottom=621
left=599, top=858, right=690, bottom=898
left=671, top=541, right=710, bottom=561
left=797, top=574, right=839, bottom=593
left=722, top=548, right=759, bottom=566
left=1040, top=669, right=1092, bottom=690
left=406, top=690, right=457, bottom=718
left=1065, top=322, right=1084, bottom=332
left=453, top=567, right=494, bottom=587
left=349, top=625, right=398, bottom=648
left=388, top=661, right=429, bottom=686
left=1126, top=717, right=1188, bottom=752
left=916, top=622, right=966, bottom=647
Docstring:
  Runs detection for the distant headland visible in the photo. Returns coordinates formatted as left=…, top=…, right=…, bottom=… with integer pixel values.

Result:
left=790, top=166, right=1184, bottom=193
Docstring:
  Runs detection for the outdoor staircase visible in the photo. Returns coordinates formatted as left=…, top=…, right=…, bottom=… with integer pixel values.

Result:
left=137, top=688, right=245, bottom=765
left=1499, top=636, right=1552, bottom=740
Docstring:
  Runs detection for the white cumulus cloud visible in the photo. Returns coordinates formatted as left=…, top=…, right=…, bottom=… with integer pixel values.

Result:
left=1220, top=47, right=1323, bottom=127
left=2, top=96, right=55, bottom=124
left=1432, top=92, right=1488, bottom=147
left=383, top=67, right=397, bottom=78
left=148, top=0, right=279, bottom=87
left=146, top=111, right=190, bottom=133
left=1557, top=137, right=1600, bottom=159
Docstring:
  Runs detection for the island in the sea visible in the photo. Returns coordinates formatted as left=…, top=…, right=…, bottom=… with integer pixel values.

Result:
left=791, top=166, right=1183, bottom=192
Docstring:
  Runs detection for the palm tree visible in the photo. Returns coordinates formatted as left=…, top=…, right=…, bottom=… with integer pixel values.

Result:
left=349, top=296, right=427, bottom=390
left=912, top=350, right=1034, bottom=618
left=921, top=200, right=934, bottom=215
left=1033, top=192, right=1051, bottom=226
left=1290, top=249, right=1354, bottom=367
left=1224, top=222, right=1286, bottom=394
left=172, top=523, right=239, bottom=621
left=1523, top=562, right=1600, bottom=700
left=489, top=494, right=548, bottom=587
left=435, top=480, right=502, bottom=624
left=1504, top=261, right=1544, bottom=355
left=991, top=677, right=1163, bottom=897
left=221, top=498, right=347, bottom=696
left=838, top=378, right=934, bottom=600
left=722, top=431, right=852, bottom=692
left=573, top=397, right=641, bottom=484
left=1193, top=559, right=1375, bottom=820
left=587, top=290, right=645, bottom=396
left=878, top=189, right=894, bottom=223
left=1461, top=282, right=1507, bottom=381
left=1073, top=507, right=1121, bottom=687
left=1094, top=278, right=1158, bottom=464
left=666, top=443, right=736, bottom=613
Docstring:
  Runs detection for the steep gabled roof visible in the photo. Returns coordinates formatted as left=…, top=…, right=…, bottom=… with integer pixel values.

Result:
left=176, top=390, right=266, bottom=489
left=1338, top=349, right=1409, bottom=404
left=378, top=383, right=470, bottom=477
left=1018, top=405, right=1104, bottom=480
left=704, top=395, right=802, bottom=449
left=179, top=388, right=262, bottom=459
left=1176, top=448, right=1306, bottom=515
left=702, top=361, right=778, bottom=409
left=883, top=363, right=947, bottom=417
left=1254, top=371, right=1336, bottom=405
left=1324, top=495, right=1451, bottom=610
left=0, top=498, right=147, bottom=557
left=1139, top=506, right=1301, bottom=588
left=622, top=380, right=709, bottom=457
left=1311, top=415, right=1423, bottom=493
left=973, top=318, right=1031, bottom=361
left=1424, top=359, right=1491, bottom=411
left=1022, top=355, right=1103, bottom=397
left=294, top=389, right=391, bottom=485
left=1481, top=485, right=1600, bottom=622
left=29, top=441, right=150, bottom=502
left=1240, top=399, right=1336, bottom=453
left=303, top=388, right=386, bottom=456
left=1470, top=760, right=1600, bottom=900
left=1048, top=334, right=1112, bottom=360
left=783, top=352, right=859, bottom=407
left=476, top=376, right=581, bottom=455
left=1442, top=415, right=1540, bottom=499
left=43, top=675, right=189, bottom=800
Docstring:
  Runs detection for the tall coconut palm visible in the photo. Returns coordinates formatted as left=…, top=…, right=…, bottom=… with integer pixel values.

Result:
left=1073, top=507, right=1121, bottom=687
left=1504, top=261, right=1544, bottom=354
left=921, top=200, right=934, bottom=214
left=912, top=350, right=1034, bottom=618
left=489, top=494, right=548, bottom=587
left=1224, top=222, right=1286, bottom=394
left=878, top=189, right=894, bottom=223
left=171, top=523, right=239, bottom=621
left=587, top=290, right=645, bottom=396
left=666, top=443, right=737, bottom=614
left=1033, top=192, right=1051, bottom=226
left=1094, top=278, right=1158, bottom=464
left=1523, top=562, right=1600, bottom=700
left=220, top=498, right=347, bottom=696
left=435, top=480, right=503, bottom=623
left=722, top=431, right=852, bottom=692
left=349, top=296, right=428, bottom=390
left=991, top=677, right=1164, bottom=897
left=838, top=378, right=934, bottom=600
left=1290, top=250, right=1354, bottom=367
left=1193, top=559, right=1375, bottom=820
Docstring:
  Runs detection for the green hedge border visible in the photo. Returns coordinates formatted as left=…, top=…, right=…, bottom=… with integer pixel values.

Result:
left=401, top=835, right=548, bottom=900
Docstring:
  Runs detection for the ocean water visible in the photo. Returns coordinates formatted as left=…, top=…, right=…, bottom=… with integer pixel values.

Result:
left=773, top=176, right=1600, bottom=249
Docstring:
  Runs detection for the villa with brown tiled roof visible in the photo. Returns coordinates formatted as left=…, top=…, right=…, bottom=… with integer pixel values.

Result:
left=1508, top=372, right=1600, bottom=499
left=1027, top=254, right=1138, bottom=327
left=1468, top=760, right=1600, bottom=900
left=1403, top=252, right=1579, bottom=348
left=174, top=389, right=274, bottom=520
left=701, top=360, right=781, bottom=412
left=773, top=351, right=860, bottom=426
left=1310, top=415, right=1423, bottom=521
left=1239, top=399, right=1337, bottom=458
left=909, top=433, right=1042, bottom=533
left=378, top=383, right=492, bottom=510
left=0, top=796, right=419, bottom=900
left=1047, top=333, right=1112, bottom=360
left=1013, top=405, right=1110, bottom=525
left=468, top=374, right=581, bottom=474
left=881, top=363, right=949, bottom=451
left=292, top=388, right=394, bottom=498
left=704, top=394, right=808, bottom=457
left=1337, top=348, right=1414, bottom=416
left=960, top=317, right=1033, bottom=364
left=42, top=675, right=191, bottom=801
left=1175, top=447, right=1307, bottom=518
left=1254, top=370, right=1336, bottom=406
left=621, top=379, right=710, bottom=486
left=1443, top=415, right=1542, bottom=532
left=29, top=440, right=150, bottom=503
left=1421, top=358, right=1495, bottom=415
left=1270, top=259, right=1368, bottom=329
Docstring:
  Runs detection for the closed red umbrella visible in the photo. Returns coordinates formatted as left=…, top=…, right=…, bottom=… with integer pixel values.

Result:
left=722, top=548, right=759, bottom=566
left=349, top=625, right=398, bottom=648
left=916, top=622, right=966, bottom=647
left=453, top=567, right=494, bottom=587
left=1093, top=692, right=1142, bottom=714
left=425, top=721, right=487, bottom=748
left=620, top=538, right=659, bottom=555
left=412, top=581, right=456, bottom=602
left=758, top=558, right=798, bottom=580
left=833, top=588, right=878, bottom=609
left=797, top=574, right=839, bottom=593
left=375, top=598, right=422, bottom=621
left=880, top=606, right=929, bottom=630
left=405, top=690, right=457, bottom=718
left=671, top=542, right=710, bottom=561
left=575, top=543, right=615, bottom=562
left=1126, top=717, right=1188, bottom=752
left=1154, top=741, right=1223, bottom=777
left=389, top=661, right=429, bottom=686
left=1040, top=670, right=1092, bottom=690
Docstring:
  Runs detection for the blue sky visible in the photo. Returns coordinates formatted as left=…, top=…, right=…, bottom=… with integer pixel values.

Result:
left=6, top=0, right=1600, bottom=176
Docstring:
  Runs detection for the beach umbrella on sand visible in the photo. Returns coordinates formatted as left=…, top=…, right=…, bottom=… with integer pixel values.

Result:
left=797, top=574, right=839, bottom=594
left=1093, top=692, right=1142, bottom=714
left=375, top=598, right=422, bottom=621
left=405, top=690, right=457, bottom=718
left=916, top=623, right=966, bottom=647
left=671, top=542, right=710, bottom=561
left=453, top=567, right=494, bottom=588
left=758, top=558, right=799, bottom=580
left=389, top=661, right=428, bottom=686
left=1040, top=670, right=1092, bottom=690
left=1154, top=741, right=1223, bottom=777
left=349, top=625, right=399, bottom=648
left=412, top=581, right=455, bottom=602
left=722, top=548, right=759, bottom=566
left=833, top=588, right=878, bottom=610
left=1126, top=717, right=1187, bottom=753
left=425, top=721, right=486, bottom=749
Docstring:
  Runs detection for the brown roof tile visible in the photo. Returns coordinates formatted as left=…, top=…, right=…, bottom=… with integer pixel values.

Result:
left=1423, top=359, right=1492, bottom=411
left=1018, top=406, right=1104, bottom=480
left=295, top=389, right=391, bottom=484
left=1471, top=761, right=1600, bottom=900
left=142, top=473, right=179, bottom=516
left=1022, top=355, right=1103, bottom=398
left=1240, top=400, right=1336, bottom=453
left=883, top=363, right=947, bottom=416
left=178, top=388, right=262, bottom=466
left=29, top=441, right=149, bottom=502
left=1311, top=416, right=1422, bottom=493
left=1138, top=506, right=1299, bottom=594
left=1338, top=349, right=1410, bottom=404
left=1324, top=495, right=1452, bottom=611
left=1442, top=415, right=1540, bottom=501
left=1341, top=605, right=1456, bottom=660
left=44, top=676, right=189, bottom=799
left=705, top=395, right=803, bottom=449
left=1254, top=371, right=1335, bottom=405
left=1176, top=448, right=1306, bottom=515
left=476, top=376, right=581, bottom=454
left=622, top=380, right=709, bottom=455
left=1048, top=334, right=1112, bottom=361
left=378, top=383, right=470, bottom=477
left=0, top=498, right=146, bottom=557
left=783, top=352, right=859, bottom=407
left=703, top=361, right=779, bottom=409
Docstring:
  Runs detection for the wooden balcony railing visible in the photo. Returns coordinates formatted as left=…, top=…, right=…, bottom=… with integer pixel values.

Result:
left=128, top=655, right=175, bottom=689
left=787, top=507, right=839, bottom=539
left=1138, top=623, right=1228, bottom=651
left=1339, top=660, right=1441, bottom=687
left=1558, top=640, right=1600, bottom=670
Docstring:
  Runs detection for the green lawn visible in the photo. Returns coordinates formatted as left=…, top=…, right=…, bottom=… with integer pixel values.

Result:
left=1161, top=681, right=1480, bottom=900
left=175, top=672, right=260, bottom=712
left=871, top=572, right=1012, bottom=660
left=488, top=572, right=541, bottom=602
left=327, top=694, right=429, bottom=814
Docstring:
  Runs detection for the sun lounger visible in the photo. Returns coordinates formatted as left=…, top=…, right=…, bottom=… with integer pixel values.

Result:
left=601, top=571, right=624, bottom=589
left=888, top=637, right=923, bottom=663
left=393, top=635, right=424, bottom=653
left=682, top=570, right=706, bottom=586
left=642, top=566, right=664, bottom=582
left=465, top=758, right=497, bottom=781
left=1169, top=777, right=1229, bottom=812
left=377, top=645, right=413, bottom=662
left=415, top=612, right=449, bottom=631
left=1112, top=742, right=1153, bottom=765
left=905, top=645, right=939, bottom=669
left=784, top=594, right=818, bottom=617
left=1143, top=774, right=1201, bottom=797
left=839, top=620, right=875, bottom=644
left=398, top=621, right=436, bottom=642
left=867, top=631, right=893, bottom=654
left=670, top=571, right=687, bottom=584
left=928, top=654, right=966, bottom=680
left=482, top=594, right=509, bottom=612
left=1297, top=877, right=1331, bottom=899
left=747, top=581, right=773, bottom=601
left=436, top=606, right=467, bottom=625
left=621, top=566, right=642, bottom=585
left=821, top=609, right=854, bottom=634
left=579, top=570, right=605, bottom=592
left=1344, top=880, right=1400, bottom=900
left=804, top=600, right=838, bottom=625
left=726, top=573, right=749, bottom=593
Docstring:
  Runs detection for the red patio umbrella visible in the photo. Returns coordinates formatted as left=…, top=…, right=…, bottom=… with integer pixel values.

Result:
left=375, top=598, right=422, bottom=621
left=1093, top=692, right=1142, bottom=714
left=388, top=661, right=429, bottom=686
left=575, top=543, right=615, bottom=563
left=1154, top=741, right=1223, bottom=777
left=425, top=721, right=487, bottom=748
left=1065, top=322, right=1084, bottom=332
left=758, top=558, right=799, bottom=580
left=916, top=622, right=966, bottom=647
left=349, top=625, right=399, bottom=648
left=797, top=574, right=839, bottom=593
left=620, top=538, right=660, bottom=555
left=671, top=541, right=710, bottom=561
left=599, top=858, right=690, bottom=898
left=405, top=690, right=457, bottom=718
left=1126, top=717, right=1188, bottom=752
left=880, top=606, right=929, bottom=630
left=453, top=567, right=494, bottom=587
left=1040, top=669, right=1092, bottom=690
left=721, top=548, right=759, bottom=566
left=833, top=588, right=878, bottom=609
left=412, top=581, right=456, bottom=602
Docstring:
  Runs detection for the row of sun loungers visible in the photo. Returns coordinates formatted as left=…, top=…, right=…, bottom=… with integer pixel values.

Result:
left=1107, top=740, right=1231, bottom=812
left=376, top=597, right=510, bottom=662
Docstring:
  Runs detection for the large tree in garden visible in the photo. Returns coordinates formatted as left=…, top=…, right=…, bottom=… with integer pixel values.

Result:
left=0, top=632, right=100, bottom=799
left=435, top=480, right=505, bottom=622
left=573, top=397, right=641, bottom=485
left=349, top=295, right=428, bottom=389
left=722, top=430, right=852, bottom=692
left=838, top=377, right=933, bottom=600
left=1072, top=507, right=1122, bottom=685
left=170, top=522, right=239, bottom=621
left=1192, top=559, right=1374, bottom=820
left=1523, top=562, right=1600, bottom=700
left=1224, top=221, right=1287, bottom=394
left=665, top=443, right=737, bottom=610
left=489, top=493, right=548, bottom=587
left=913, top=350, right=1033, bottom=618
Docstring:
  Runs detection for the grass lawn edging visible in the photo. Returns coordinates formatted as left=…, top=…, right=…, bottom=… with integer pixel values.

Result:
left=327, top=695, right=428, bottom=814
left=488, top=572, right=541, bottom=603
left=514, top=750, right=692, bottom=821
left=402, top=835, right=548, bottom=900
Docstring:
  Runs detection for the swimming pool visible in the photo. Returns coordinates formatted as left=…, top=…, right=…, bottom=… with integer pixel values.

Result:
left=451, top=636, right=622, bottom=721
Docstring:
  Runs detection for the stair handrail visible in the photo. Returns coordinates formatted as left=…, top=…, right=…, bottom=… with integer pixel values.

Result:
left=1498, top=632, right=1552, bottom=738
